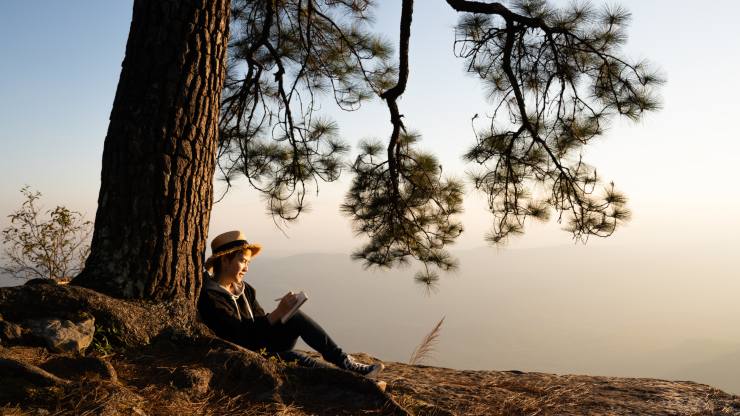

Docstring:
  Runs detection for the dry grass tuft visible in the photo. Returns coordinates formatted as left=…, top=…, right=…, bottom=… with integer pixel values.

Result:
left=45, top=379, right=143, bottom=416
left=0, top=346, right=51, bottom=368
left=490, top=375, right=593, bottom=414
left=26, top=376, right=306, bottom=416
left=0, top=405, right=30, bottom=416
left=409, top=317, right=445, bottom=366
left=394, top=394, right=454, bottom=416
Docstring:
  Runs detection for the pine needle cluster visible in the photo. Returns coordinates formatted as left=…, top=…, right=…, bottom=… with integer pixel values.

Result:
left=219, top=0, right=394, bottom=220
left=341, top=132, right=464, bottom=284
left=452, top=0, right=662, bottom=243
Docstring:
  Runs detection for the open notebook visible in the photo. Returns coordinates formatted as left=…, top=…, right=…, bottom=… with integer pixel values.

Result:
left=281, top=291, right=308, bottom=324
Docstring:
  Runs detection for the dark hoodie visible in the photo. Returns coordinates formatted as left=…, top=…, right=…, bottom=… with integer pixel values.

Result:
left=198, top=276, right=272, bottom=350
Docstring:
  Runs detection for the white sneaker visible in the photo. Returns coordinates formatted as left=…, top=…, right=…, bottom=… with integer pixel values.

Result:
left=341, top=354, right=385, bottom=378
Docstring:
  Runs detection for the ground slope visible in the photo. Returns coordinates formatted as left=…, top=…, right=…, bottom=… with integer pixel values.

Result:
left=371, top=352, right=740, bottom=415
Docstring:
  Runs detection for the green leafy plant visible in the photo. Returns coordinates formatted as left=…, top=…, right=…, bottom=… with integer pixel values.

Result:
left=258, top=347, right=298, bottom=366
left=91, top=324, right=121, bottom=356
left=1, top=186, right=92, bottom=281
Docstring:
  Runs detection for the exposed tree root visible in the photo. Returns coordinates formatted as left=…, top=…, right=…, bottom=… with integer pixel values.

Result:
left=0, top=357, right=70, bottom=387
left=0, top=280, right=195, bottom=347
left=0, top=281, right=411, bottom=415
left=40, top=356, right=118, bottom=383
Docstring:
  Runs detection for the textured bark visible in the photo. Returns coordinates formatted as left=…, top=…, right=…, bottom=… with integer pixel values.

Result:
left=73, top=0, right=231, bottom=303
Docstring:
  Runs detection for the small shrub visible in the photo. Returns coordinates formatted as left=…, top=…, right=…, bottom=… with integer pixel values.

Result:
left=1, top=186, right=92, bottom=281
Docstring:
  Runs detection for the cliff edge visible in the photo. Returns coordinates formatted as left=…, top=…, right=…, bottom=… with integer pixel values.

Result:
left=354, top=352, right=740, bottom=415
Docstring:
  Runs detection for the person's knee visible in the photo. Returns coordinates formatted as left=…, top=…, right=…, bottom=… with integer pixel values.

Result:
left=285, top=310, right=310, bottom=327
left=295, top=310, right=311, bottom=321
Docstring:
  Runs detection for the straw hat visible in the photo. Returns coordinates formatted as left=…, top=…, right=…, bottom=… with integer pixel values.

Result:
left=204, top=230, right=262, bottom=272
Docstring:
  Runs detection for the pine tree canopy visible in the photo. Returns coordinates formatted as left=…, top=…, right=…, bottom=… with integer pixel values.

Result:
left=218, top=0, right=663, bottom=286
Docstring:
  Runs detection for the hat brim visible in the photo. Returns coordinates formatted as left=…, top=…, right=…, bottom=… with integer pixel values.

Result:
left=205, top=243, right=262, bottom=272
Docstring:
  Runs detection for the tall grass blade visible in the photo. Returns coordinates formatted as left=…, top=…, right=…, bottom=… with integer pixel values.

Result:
left=409, top=316, right=445, bottom=366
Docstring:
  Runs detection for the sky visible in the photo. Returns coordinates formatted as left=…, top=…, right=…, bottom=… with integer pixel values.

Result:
left=1, top=0, right=740, bottom=392
left=1, top=1, right=738, bottom=254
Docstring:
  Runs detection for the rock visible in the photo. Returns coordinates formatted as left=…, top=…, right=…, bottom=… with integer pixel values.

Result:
left=0, top=319, right=24, bottom=344
left=172, top=366, right=212, bottom=396
left=26, top=317, right=95, bottom=354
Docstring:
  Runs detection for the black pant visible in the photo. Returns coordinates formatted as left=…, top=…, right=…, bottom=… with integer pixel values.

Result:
left=263, top=311, right=345, bottom=367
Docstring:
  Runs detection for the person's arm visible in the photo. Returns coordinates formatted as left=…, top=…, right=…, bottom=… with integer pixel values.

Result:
left=245, top=283, right=299, bottom=325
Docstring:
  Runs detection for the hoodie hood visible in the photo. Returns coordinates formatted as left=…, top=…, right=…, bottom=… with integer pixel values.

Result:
left=204, top=278, right=254, bottom=320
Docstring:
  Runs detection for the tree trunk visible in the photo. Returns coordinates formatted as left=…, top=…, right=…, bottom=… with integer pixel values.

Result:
left=72, top=0, right=231, bottom=304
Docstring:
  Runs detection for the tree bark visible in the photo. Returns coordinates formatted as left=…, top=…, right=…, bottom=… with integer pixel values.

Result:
left=72, top=0, right=231, bottom=304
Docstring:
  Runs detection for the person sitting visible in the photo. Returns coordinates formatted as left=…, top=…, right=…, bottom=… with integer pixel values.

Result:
left=198, top=230, right=383, bottom=377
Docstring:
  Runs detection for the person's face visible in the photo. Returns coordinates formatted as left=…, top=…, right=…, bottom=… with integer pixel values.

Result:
left=223, top=250, right=252, bottom=281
